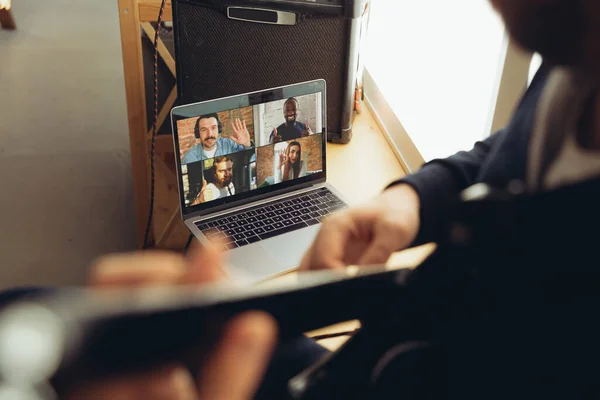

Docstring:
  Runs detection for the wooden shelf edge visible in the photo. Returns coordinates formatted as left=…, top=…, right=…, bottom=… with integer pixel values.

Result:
left=119, top=0, right=152, bottom=248
left=139, top=0, right=173, bottom=22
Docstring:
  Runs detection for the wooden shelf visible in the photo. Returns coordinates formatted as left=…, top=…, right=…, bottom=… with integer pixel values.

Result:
left=119, top=0, right=180, bottom=248
left=139, top=0, right=172, bottom=22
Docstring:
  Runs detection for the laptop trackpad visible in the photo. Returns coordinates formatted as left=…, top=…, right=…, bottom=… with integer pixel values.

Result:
left=261, top=225, right=320, bottom=270
left=226, top=244, right=284, bottom=283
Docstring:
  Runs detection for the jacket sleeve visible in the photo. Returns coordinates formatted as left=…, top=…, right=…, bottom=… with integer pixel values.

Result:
left=387, top=131, right=506, bottom=246
left=388, top=62, right=553, bottom=246
left=181, top=148, right=198, bottom=165
left=227, top=139, right=247, bottom=153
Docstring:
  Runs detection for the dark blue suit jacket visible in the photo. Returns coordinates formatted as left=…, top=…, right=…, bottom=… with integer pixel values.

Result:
left=394, top=63, right=554, bottom=246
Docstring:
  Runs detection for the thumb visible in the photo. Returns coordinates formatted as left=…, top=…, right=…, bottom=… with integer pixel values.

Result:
left=306, top=122, right=310, bottom=130
left=202, top=179, right=207, bottom=188
left=196, top=312, right=277, bottom=400
left=356, top=236, right=396, bottom=266
left=184, top=241, right=228, bottom=284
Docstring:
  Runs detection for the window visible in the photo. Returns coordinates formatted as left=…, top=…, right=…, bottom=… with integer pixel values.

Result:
left=363, top=1, right=531, bottom=168
left=529, top=53, right=543, bottom=86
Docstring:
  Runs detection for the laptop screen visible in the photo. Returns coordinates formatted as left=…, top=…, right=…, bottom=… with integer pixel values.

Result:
left=171, top=80, right=327, bottom=216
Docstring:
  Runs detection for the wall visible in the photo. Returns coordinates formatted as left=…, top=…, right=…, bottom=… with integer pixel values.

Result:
left=364, top=0, right=507, bottom=162
left=0, top=0, right=137, bottom=288
left=176, top=106, right=254, bottom=159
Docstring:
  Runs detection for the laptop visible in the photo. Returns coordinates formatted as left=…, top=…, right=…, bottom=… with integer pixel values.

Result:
left=170, top=79, right=349, bottom=283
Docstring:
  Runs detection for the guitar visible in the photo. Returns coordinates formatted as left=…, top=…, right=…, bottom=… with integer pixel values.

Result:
left=1, top=178, right=599, bottom=399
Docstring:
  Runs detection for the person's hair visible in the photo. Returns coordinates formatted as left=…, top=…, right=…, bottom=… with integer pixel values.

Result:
left=283, top=141, right=302, bottom=181
left=194, top=113, right=222, bottom=138
left=214, top=155, right=232, bottom=165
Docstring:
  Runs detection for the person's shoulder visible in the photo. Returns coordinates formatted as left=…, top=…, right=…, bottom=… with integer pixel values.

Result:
left=218, top=137, right=236, bottom=147
left=182, top=146, right=200, bottom=162
left=523, top=62, right=555, bottom=102
left=184, top=144, right=199, bottom=153
left=297, top=121, right=307, bottom=129
left=507, top=62, right=555, bottom=122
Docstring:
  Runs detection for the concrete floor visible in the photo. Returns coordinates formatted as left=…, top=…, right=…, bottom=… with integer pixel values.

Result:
left=0, top=0, right=136, bottom=289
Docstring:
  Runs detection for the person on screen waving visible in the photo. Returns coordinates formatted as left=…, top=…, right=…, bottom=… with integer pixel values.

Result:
left=182, top=113, right=253, bottom=164
left=274, top=141, right=307, bottom=184
left=269, top=97, right=314, bottom=143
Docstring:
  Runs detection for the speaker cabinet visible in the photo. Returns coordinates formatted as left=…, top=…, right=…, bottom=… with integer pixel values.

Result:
left=172, top=0, right=368, bottom=143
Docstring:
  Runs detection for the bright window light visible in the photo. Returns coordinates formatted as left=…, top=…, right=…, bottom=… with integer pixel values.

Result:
left=364, top=1, right=507, bottom=161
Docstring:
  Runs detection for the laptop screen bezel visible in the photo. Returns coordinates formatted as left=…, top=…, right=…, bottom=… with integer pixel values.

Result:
left=170, top=79, right=327, bottom=218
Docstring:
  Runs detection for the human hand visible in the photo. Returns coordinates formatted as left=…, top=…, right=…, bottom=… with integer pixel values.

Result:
left=192, top=178, right=208, bottom=206
left=231, top=118, right=252, bottom=147
left=302, top=122, right=313, bottom=137
left=300, top=184, right=421, bottom=270
left=279, top=151, right=288, bottom=166
left=272, top=127, right=283, bottom=143
left=66, top=248, right=278, bottom=400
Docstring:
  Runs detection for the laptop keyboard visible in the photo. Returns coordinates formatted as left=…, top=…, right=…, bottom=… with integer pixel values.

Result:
left=194, top=187, right=347, bottom=252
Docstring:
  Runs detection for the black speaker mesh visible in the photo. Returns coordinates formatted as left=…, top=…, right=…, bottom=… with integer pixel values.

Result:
left=175, top=4, right=348, bottom=135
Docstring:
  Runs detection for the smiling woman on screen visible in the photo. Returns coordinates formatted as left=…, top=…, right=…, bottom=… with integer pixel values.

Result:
left=274, top=141, right=307, bottom=184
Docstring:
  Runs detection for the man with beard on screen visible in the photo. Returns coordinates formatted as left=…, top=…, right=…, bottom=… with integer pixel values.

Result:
left=192, top=155, right=235, bottom=205
left=269, top=97, right=314, bottom=143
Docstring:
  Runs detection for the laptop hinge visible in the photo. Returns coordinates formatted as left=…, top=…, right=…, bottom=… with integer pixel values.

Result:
left=184, top=181, right=325, bottom=221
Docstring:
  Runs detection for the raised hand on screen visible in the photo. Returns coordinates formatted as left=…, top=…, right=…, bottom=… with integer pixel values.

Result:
left=272, top=127, right=283, bottom=143
left=231, top=118, right=252, bottom=147
left=302, top=122, right=313, bottom=137
left=192, top=179, right=208, bottom=206
left=279, top=151, right=288, bottom=166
